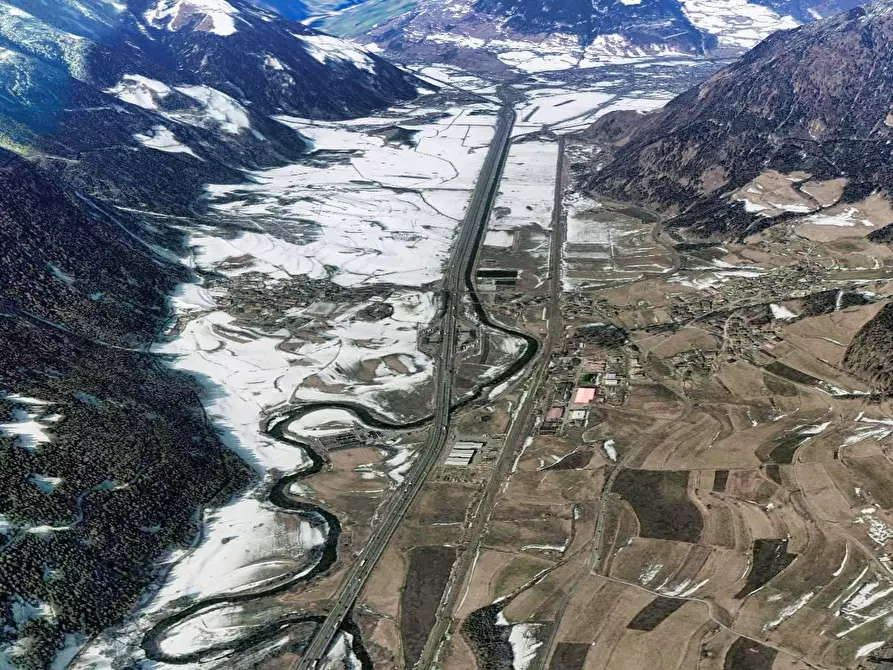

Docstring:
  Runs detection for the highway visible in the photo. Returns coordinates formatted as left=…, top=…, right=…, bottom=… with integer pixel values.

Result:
left=413, top=135, right=568, bottom=669
left=294, top=103, right=517, bottom=670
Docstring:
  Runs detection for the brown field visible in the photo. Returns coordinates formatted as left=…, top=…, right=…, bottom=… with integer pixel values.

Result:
left=397, top=160, right=893, bottom=670
left=400, top=546, right=456, bottom=668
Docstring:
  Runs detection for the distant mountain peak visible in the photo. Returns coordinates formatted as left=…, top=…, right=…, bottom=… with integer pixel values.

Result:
left=144, top=0, right=239, bottom=37
left=144, top=0, right=241, bottom=36
left=309, top=0, right=864, bottom=73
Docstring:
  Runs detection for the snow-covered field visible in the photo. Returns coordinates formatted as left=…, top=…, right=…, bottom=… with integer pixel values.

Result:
left=514, top=82, right=674, bottom=134
left=679, top=0, right=798, bottom=48
left=387, top=0, right=806, bottom=75
left=487, top=141, right=558, bottom=236
left=412, top=64, right=499, bottom=98
left=152, top=496, right=325, bottom=605
left=565, top=195, right=610, bottom=247
left=203, top=106, right=494, bottom=287
left=518, top=89, right=615, bottom=126
left=76, top=94, right=498, bottom=667
left=493, top=34, right=696, bottom=73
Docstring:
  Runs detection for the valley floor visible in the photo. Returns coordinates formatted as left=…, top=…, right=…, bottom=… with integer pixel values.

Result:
left=74, top=57, right=893, bottom=670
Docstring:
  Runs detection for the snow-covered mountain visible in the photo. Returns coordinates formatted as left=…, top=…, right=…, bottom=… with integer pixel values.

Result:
left=0, top=0, right=420, bottom=213
left=0, top=1, right=422, bottom=667
left=313, top=0, right=863, bottom=72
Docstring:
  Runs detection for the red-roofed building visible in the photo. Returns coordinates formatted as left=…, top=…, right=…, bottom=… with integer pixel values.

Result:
left=573, top=387, right=597, bottom=404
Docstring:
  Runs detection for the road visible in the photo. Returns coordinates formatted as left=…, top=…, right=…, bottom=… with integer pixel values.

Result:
left=294, top=104, right=517, bottom=670
left=414, top=136, right=568, bottom=670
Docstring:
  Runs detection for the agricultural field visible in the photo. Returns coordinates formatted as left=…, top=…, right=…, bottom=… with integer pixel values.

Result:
left=425, top=131, right=893, bottom=670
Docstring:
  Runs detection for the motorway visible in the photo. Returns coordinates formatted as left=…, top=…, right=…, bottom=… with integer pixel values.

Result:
left=294, top=103, right=517, bottom=670
left=413, top=135, right=568, bottom=669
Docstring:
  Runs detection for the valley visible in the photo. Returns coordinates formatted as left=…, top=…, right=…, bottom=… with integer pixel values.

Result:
left=5, top=2, right=893, bottom=670
left=68, top=56, right=741, bottom=669
left=82, top=59, right=893, bottom=670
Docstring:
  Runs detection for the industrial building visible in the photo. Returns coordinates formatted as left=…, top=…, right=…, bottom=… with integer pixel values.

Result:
left=573, top=387, right=597, bottom=404
left=445, top=440, right=484, bottom=467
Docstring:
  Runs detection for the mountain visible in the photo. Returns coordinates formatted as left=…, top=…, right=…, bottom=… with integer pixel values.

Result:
left=313, top=0, right=862, bottom=73
left=587, top=0, right=893, bottom=239
left=0, top=149, right=253, bottom=668
left=0, top=0, right=419, bottom=213
left=0, top=1, right=419, bottom=667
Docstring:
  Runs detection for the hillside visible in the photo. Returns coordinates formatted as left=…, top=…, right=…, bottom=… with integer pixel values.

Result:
left=0, top=1, right=420, bottom=666
left=588, top=1, right=893, bottom=238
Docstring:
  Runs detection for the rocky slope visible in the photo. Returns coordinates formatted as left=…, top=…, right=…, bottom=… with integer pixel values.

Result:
left=0, top=1, right=419, bottom=666
left=0, top=0, right=420, bottom=212
left=588, top=0, right=893, bottom=238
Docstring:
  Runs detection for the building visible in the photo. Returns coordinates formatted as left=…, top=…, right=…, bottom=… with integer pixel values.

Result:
left=570, top=409, right=589, bottom=422
left=546, top=407, right=564, bottom=421
left=573, top=387, right=597, bottom=404
left=446, top=441, right=484, bottom=467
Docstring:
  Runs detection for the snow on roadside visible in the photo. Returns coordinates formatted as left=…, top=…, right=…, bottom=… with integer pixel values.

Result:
left=320, top=630, right=362, bottom=669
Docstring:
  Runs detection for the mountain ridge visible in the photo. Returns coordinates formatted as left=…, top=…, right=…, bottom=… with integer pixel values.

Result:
left=313, top=0, right=864, bottom=73
left=587, top=0, right=893, bottom=238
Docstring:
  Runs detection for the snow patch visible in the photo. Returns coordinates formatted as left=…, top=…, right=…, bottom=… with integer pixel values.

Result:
left=145, top=0, right=239, bottom=37
left=857, top=641, right=886, bottom=658
left=770, top=303, right=798, bottom=320
left=803, top=208, right=874, bottom=227
left=679, top=0, right=798, bottom=48
left=106, top=75, right=172, bottom=110
left=134, top=125, right=199, bottom=158
left=297, top=34, right=376, bottom=73
left=173, top=85, right=250, bottom=134
left=508, top=623, right=543, bottom=670
left=763, top=591, right=814, bottom=631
